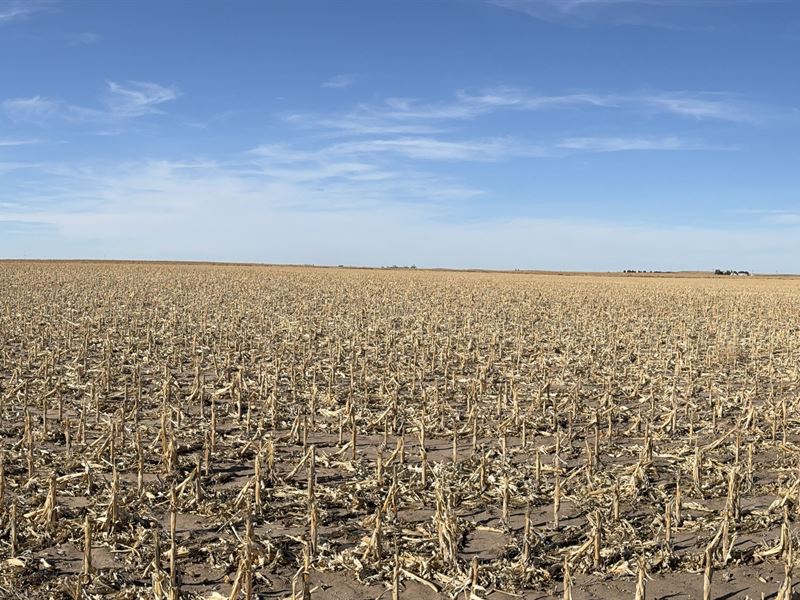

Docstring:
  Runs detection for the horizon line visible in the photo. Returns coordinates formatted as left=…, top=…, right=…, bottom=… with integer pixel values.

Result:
left=0, top=258, right=793, bottom=278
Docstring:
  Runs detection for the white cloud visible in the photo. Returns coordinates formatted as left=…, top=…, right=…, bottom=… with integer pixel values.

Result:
left=66, top=32, right=101, bottom=46
left=2, top=95, right=60, bottom=122
left=1, top=149, right=483, bottom=237
left=259, top=161, right=385, bottom=184
left=287, top=112, right=443, bottom=136
left=330, top=137, right=544, bottom=161
left=735, top=209, right=800, bottom=226
left=253, top=135, right=543, bottom=163
left=464, top=88, right=761, bottom=123
left=558, top=136, right=686, bottom=151
left=274, top=90, right=736, bottom=166
left=0, top=0, right=49, bottom=23
left=105, top=81, right=179, bottom=117
left=489, top=0, right=776, bottom=26
left=456, top=88, right=617, bottom=112
left=0, top=138, right=39, bottom=147
left=4, top=153, right=800, bottom=271
left=0, top=162, right=41, bottom=174
left=248, top=144, right=391, bottom=183
left=3, top=158, right=799, bottom=271
left=494, top=0, right=694, bottom=14
left=2, top=81, right=179, bottom=125
left=322, top=74, right=355, bottom=89
left=285, top=88, right=766, bottom=139
left=235, top=142, right=486, bottom=199
left=642, top=93, right=758, bottom=123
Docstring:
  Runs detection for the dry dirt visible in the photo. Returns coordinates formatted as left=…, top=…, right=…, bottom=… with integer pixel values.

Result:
left=1, top=262, right=800, bottom=599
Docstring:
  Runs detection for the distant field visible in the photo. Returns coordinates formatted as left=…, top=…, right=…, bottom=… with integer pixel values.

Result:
left=2, top=262, right=800, bottom=599
left=2, top=259, right=796, bottom=279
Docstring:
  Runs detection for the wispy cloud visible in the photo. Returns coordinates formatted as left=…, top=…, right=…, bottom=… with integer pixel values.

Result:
left=494, top=0, right=726, bottom=13
left=330, top=137, right=544, bottom=161
left=734, top=209, right=800, bottom=226
left=558, top=135, right=686, bottom=151
left=461, top=89, right=762, bottom=123
left=65, top=32, right=101, bottom=46
left=4, top=155, right=799, bottom=271
left=0, top=161, right=42, bottom=174
left=247, top=142, right=486, bottom=196
left=105, top=81, right=179, bottom=117
left=254, top=133, right=709, bottom=166
left=268, top=86, right=750, bottom=169
left=185, top=109, right=242, bottom=130
left=2, top=81, right=179, bottom=125
left=285, top=111, right=443, bottom=136
left=456, top=88, right=616, bottom=113
left=0, top=150, right=484, bottom=247
left=0, top=0, right=50, bottom=24
left=253, top=134, right=543, bottom=163
left=642, top=92, right=758, bottom=123
left=2, top=95, right=60, bottom=122
left=285, top=87, right=767, bottom=138
left=489, top=0, right=777, bottom=27
left=322, top=74, right=355, bottom=89
left=0, top=138, right=40, bottom=147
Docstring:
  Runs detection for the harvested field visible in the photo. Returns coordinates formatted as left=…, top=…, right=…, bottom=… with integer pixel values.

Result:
left=2, top=261, right=800, bottom=599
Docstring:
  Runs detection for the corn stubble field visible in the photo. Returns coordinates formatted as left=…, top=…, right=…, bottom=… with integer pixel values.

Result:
left=3, top=262, right=800, bottom=600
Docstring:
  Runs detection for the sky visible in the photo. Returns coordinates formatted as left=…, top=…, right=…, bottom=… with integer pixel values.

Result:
left=1, top=0, right=799, bottom=272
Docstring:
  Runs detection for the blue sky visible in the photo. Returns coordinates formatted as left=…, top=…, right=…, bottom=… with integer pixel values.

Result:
left=1, top=0, right=799, bottom=271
